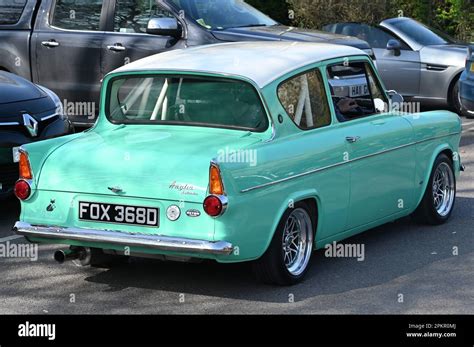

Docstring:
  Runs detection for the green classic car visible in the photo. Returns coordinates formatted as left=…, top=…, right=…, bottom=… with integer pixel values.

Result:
left=13, top=42, right=463, bottom=285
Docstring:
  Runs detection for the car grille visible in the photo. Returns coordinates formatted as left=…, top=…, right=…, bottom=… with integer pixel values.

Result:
left=0, top=164, right=19, bottom=192
left=0, top=113, right=59, bottom=138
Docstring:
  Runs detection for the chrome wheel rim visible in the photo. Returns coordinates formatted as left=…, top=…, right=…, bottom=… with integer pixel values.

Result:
left=282, top=208, right=313, bottom=276
left=432, top=162, right=455, bottom=217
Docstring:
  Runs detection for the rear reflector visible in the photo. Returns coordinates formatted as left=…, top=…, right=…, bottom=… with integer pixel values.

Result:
left=14, top=180, right=31, bottom=200
left=203, top=195, right=223, bottom=217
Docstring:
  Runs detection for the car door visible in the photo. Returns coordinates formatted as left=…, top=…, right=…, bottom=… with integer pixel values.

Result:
left=369, top=25, right=421, bottom=97
left=32, top=0, right=107, bottom=124
left=101, top=0, right=180, bottom=76
left=325, top=59, right=416, bottom=229
left=324, top=23, right=421, bottom=97
left=277, top=67, right=351, bottom=239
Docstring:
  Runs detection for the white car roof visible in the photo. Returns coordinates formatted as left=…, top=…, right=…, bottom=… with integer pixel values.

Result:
left=112, top=41, right=366, bottom=88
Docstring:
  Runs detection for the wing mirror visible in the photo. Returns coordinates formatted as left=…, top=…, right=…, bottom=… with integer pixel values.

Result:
left=386, top=39, right=401, bottom=56
left=147, top=17, right=182, bottom=38
left=387, top=90, right=404, bottom=112
left=374, top=98, right=386, bottom=113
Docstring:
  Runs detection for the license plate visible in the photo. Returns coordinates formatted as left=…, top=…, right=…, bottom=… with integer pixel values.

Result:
left=12, top=147, right=20, bottom=163
left=349, top=84, right=369, bottom=97
left=79, top=202, right=159, bottom=227
left=470, top=63, right=474, bottom=73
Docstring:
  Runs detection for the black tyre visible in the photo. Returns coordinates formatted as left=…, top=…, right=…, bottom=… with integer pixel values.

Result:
left=451, top=79, right=470, bottom=118
left=252, top=202, right=315, bottom=285
left=412, top=154, right=456, bottom=225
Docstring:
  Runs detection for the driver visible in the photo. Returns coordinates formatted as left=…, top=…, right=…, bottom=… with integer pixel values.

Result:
left=337, top=98, right=359, bottom=114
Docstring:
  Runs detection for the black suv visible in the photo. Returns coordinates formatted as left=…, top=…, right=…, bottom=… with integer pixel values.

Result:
left=0, top=0, right=372, bottom=125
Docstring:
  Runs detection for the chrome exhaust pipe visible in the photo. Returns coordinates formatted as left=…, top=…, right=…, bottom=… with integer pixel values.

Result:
left=54, top=247, right=90, bottom=265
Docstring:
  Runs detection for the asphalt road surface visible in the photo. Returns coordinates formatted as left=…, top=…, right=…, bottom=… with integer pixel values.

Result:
left=0, top=118, right=473, bottom=315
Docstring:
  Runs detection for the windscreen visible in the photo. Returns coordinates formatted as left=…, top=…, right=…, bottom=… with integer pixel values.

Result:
left=389, top=18, right=457, bottom=46
left=167, top=0, right=277, bottom=30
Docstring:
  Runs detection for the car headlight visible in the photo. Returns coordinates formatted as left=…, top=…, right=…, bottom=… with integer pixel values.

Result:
left=37, top=85, right=66, bottom=120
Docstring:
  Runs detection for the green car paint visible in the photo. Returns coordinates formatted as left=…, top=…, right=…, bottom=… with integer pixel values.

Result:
left=16, top=53, right=462, bottom=264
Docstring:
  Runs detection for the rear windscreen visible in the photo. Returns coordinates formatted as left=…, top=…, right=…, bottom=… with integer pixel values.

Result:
left=106, top=74, right=269, bottom=132
left=0, top=0, right=27, bottom=25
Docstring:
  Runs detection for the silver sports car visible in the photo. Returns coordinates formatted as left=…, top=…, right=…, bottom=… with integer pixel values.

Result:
left=323, top=17, right=469, bottom=115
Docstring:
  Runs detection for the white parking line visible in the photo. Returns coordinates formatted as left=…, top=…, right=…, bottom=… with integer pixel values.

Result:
left=0, top=235, right=23, bottom=243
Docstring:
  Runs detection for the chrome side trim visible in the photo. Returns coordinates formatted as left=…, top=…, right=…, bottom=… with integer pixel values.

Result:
left=13, top=221, right=234, bottom=256
left=241, top=132, right=461, bottom=193
left=0, top=122, right=20, bottom=126
left=41, top=113, right=58, bottom=121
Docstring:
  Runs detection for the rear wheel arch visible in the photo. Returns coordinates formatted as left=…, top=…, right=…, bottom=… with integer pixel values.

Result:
left=253, top=196, right=319, bottom=285
left=263, top=193, right=320, bottom=257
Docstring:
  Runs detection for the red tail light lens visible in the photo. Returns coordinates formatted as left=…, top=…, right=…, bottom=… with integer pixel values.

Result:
left=14, top=180, right=31, bottom=200
left=203, top=195, right=223, bottom=217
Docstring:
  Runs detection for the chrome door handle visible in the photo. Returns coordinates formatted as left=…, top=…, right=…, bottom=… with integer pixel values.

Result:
left=346, top=136, right=361, bottom=143
left=371, top=120, right=386, bottom=126
left=107, top=44, right=126, bottom=52
left=41, top=40, right=60, bottom=48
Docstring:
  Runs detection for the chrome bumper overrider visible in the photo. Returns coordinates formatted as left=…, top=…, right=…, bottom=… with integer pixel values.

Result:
left=13, top=221, right=234, bottom=256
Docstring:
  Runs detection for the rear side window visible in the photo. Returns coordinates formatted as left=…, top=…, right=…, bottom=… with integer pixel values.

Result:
left=51, top=0, right=103, bottom=31
left=278, top=69, right=331, bottom=130
left=0, top=0, right=27, bottom=25
left=114, top=0, right=175, bottom=34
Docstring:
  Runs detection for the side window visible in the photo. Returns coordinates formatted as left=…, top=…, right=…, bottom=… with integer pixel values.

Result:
left=369, top=27, right=410, bottom=50
left=278, top=69, right=331, bottom=130
left=52, top=0, right=103, bottom=31
left=114, top=0, right=176, bottom=34
left=326, top=61, right=388, bottom=122
left=0, top=0, right=27, bottom=25
left=333, top=23, right=410, bottom=51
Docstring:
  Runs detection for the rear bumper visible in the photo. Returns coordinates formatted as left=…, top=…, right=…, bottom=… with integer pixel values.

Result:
left=13, top=221, right=234, bottom=256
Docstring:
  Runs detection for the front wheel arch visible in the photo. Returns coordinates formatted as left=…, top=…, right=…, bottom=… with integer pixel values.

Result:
left=415, top=146, right=455, bottom=210
left=448, top=72, right=463, bottom=111
left=412, top=152, right=456, bottom=225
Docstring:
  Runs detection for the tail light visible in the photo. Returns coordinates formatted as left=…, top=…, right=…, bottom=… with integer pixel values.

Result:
left=209, top=163, right=224, bottom=195
left=19, top=151, right=32, bottom=180
left=15, top=150, right=33, bottom=201
left=203, top=195, right=224, bottom=217
left=203, top=162, right=227, bottom=217
left=14, top=180, right=31, bottom=200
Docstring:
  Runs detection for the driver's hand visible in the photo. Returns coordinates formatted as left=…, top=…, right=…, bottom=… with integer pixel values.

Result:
left=337, top=98, right=358, bottom=113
